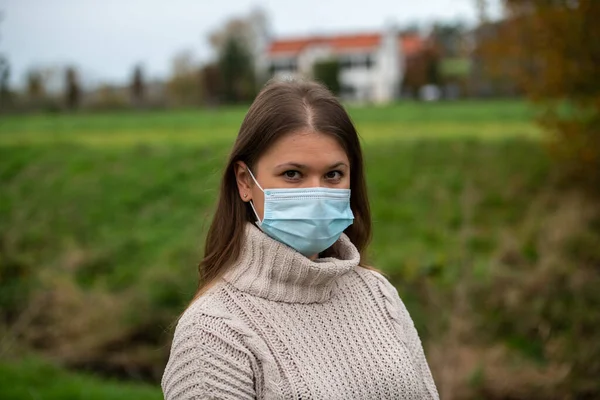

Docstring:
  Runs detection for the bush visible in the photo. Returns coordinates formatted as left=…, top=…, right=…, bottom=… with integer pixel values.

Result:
left=472, top=191, right=600, bottom=397
left=313, top=59, right=340, bottom=95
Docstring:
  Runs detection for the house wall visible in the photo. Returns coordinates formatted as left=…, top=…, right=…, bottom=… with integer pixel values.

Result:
left=263, top=26, right=405, bottom=104
left=373, top=25, right=402, bottom=103
left=338, top=51, right=377, bottom=102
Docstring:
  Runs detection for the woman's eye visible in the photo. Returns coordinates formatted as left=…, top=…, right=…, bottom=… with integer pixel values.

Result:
left=325, top=171, right=343, bottom=180
left=284, top=170, right=301, bottom=180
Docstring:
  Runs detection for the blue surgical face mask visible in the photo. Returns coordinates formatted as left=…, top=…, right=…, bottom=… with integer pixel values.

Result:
left=246, top=167, right=354, bottom=257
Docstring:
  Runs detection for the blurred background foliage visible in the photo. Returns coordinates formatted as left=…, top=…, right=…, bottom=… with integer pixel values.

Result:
left=0, top=0, right=599, bottom=399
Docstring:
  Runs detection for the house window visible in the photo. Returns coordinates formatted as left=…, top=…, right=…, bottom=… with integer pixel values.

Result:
left=339, top=53, right=374, bottom=70
left=339, top=55, right=353, bottom=69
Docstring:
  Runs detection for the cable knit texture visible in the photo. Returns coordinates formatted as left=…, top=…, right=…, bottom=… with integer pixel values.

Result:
left=162, top=222, right=440, bottom=399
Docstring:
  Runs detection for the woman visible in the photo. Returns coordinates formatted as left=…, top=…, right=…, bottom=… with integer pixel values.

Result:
left=161, top=79, right=439, bottom=399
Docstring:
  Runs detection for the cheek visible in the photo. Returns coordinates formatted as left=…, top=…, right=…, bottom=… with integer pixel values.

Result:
left=255, top=172, right=281, bottom=189
left=251, top=186, right=266, bottom=219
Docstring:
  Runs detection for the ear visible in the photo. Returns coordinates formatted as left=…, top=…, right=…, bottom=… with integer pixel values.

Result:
left=234, top=161, right=253, bottom=202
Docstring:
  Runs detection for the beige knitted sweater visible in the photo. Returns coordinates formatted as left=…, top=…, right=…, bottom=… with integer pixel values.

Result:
left=161, top=223, right=439, bottom=399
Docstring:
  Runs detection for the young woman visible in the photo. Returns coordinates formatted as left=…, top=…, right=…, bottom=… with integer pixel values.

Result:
left=161, top=79, right=439, bottom=399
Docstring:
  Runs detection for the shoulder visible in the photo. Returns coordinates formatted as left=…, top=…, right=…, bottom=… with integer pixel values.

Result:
left=353, top=266, right=401, bottom=298
left=171, top=280, right=248, bottom=346
left=352, top=266, right=414, bottom=324
left=162, top=282, right=256, bottom=398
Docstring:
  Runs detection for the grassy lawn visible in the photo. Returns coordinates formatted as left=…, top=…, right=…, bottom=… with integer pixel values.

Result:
left=5, top=100, right=593, bottom=398
left=0, top=357, right=162, bottom=400
left=0, top=100, right=537, bottom=146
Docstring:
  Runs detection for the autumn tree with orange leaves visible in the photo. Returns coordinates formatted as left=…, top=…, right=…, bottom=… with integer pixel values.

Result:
left=483, top=0, right=600, bottom=188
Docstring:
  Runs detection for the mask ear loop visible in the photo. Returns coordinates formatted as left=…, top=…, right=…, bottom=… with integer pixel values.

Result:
left=246, top=167, right=264, bottom=224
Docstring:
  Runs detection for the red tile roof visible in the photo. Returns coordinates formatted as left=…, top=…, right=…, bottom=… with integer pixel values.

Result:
left=269, top=38, right=317, bottom=54
left=267, top=33, right=425, bottom=56
left=402, top=36, right=426, bottom=57
left=327, top=33, right=381, bottom=50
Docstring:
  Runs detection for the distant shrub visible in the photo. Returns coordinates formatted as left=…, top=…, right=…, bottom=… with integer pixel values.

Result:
left=313, top=60, right=341, bottom=95
left=472, top=191, right=600, bottom=397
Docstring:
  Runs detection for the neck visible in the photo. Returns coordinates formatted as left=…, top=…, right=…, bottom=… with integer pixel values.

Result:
left=221, top=222, right=360, bottom=303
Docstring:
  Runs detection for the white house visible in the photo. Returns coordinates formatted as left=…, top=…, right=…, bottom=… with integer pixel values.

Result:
left=261, top=26, right=423, bottom=104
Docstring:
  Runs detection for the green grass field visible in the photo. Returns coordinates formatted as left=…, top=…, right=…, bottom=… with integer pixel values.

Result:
left=0, top=357, right=162, bottom=400
left=2, top=101, right=597, bottom=398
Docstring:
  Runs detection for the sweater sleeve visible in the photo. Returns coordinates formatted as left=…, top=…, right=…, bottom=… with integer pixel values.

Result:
left=161, top=310, right=256, bottom=400
left=370, top=271, right=440, bottom=400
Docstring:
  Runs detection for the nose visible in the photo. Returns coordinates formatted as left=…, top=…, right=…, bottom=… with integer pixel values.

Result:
left=304, top=175, right=322, bottom=188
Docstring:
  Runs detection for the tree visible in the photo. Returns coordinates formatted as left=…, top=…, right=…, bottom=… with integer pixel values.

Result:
left=0, top=56, right=10, bottom=110
left=400, top=34, right=440, bottom=98
left=478, top=1, right=600, bottom=395
left=208, top=9, right=268, bottom=103
left=26, top=69, right=45, bottom=105
left=23, top=66, right=62, bottom=112
left=200, top=63, right=223, bottom=106
left=64, top=66, right=80, bottom=110
left=167, top=51, right=203, bottom=107
left=218, top=36, right=255, bottom=103
left=130, top=64, right=145, bottom=108
left=490, top=0, right=600, bottom=188
left=313, top=59, right=340, bottom=96
left=94, top=84, right=127, bottom=111
left=0, top=13, right=11, bottom=111
left=209, top=17, right=256, bottom=57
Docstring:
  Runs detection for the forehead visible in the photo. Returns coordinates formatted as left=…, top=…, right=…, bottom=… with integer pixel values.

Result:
left=259, top=130, right=349, bottom=166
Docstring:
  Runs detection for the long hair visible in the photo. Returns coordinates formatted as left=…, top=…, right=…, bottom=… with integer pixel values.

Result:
left=191, top=79, right=379, bottom=303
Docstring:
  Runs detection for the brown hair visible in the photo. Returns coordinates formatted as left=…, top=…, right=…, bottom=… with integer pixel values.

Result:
left=191, top=78, right=381, bottom=303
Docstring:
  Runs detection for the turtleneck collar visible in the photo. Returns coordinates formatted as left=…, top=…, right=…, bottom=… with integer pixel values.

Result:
left=221, top=222, right=361, bottom=304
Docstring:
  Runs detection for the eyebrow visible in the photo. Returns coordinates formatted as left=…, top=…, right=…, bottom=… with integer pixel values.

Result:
left=275, top=162, right=348, bottom=170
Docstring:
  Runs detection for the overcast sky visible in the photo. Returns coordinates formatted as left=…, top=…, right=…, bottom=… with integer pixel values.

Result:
left=0, top=0, right=501, bottom=88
